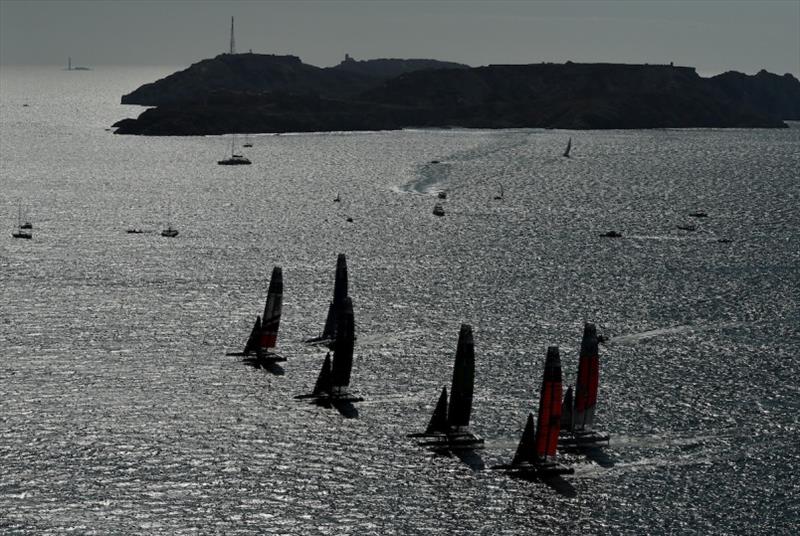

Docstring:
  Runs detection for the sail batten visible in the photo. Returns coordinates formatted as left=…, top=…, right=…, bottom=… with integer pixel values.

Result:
left=447, top=324, right=475, bottom=429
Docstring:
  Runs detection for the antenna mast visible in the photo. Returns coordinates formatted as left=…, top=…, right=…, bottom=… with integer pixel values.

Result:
left=229, top=17, right=236, bottom=55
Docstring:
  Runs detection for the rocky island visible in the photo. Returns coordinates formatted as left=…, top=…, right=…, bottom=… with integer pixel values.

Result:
left=114, top=53, right=800, bottom=135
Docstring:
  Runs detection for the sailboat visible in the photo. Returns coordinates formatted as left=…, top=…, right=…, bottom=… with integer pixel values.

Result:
left=410, top=324, right=484, bottom=449
left=493, top=184, right=504, bottom=200
left=242, top=134, right=253, bottom=148
left=305, top=254, right=348, bottom=346
left=297, top=297, right=363, bottom=403
left=11, top=205, right=32, bottom=239
left=161, top=207, right=178, bottom=237
left=218, top=136, right=251, bottom=165
left=496, top=346, right=573, bottom=476
left=226, top=266, right=286, bottom=363
left=563, top=137, right=572, bottom=158
left=432, top=202, right=445, bottom=216
left=559, top=323, right=611, bottom=448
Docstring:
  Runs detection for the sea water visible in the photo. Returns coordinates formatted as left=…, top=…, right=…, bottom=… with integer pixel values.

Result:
left=1, top=66, right=798, bottom=534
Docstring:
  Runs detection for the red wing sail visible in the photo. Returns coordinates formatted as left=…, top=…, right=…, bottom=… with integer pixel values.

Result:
left=534, top=346, right=563, bottom=460
left=260, top=266, right=283, bottom=349
left=574, top=323, right=599, bottom=430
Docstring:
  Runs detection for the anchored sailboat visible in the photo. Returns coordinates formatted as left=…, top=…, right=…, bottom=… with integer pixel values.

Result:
left=559, top=323, right=610, bottom=447
left=11, top=205, right=32, bottom=239
left=218, top=136, right=251, bottom=165
left=297, top=297, right=363, bottom=403
left=497, top=346, right=573, bottom=476
left=410, top=324, right=484, bottom=449
left=305, top=254, right=348, bottom=346
left=563, top=137, right=572, bottom=158
left=493, top=183, right=504, bottom=200
left=226, top=266, right=286, bottom=362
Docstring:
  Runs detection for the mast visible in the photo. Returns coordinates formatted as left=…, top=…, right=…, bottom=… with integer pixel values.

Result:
left=534, top=346, right=563, bottom=460
left=330, top=297, right=355, bottom=392
left=573, top=323, right=599, bottom=430
left=229, top=17, right=236, bottom=55
left=425, top=387, right=449, bottom=434
left=447, top=324, right=475, bottom=430
left=260, top=266, right=283, bottom=349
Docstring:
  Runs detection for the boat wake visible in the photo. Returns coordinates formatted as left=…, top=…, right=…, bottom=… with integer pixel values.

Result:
left=608, top=321, right=745, bottom=345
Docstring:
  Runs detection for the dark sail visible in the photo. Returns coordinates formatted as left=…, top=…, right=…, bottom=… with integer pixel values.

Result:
left=330, top=297, right=355, bottom=390
left=512, top=413, right=537, bottom=466
left=534, top=346, right=563, bottom=460
left=447, top=324, right=475, bottom=429
left=574, top=323, right=599, bottom=430
left=313, top=353, right=333, bottom=396
left=321, top=254, right=348, bottom=340
left=425, top=387, right=449, bottom=434
left=260, top=266, right=283, bottom=349
left=243, top=316, right=262, bottom=355
left=560, top=385, right=574, bottom=431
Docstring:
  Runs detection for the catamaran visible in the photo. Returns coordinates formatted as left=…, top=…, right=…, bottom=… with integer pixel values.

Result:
left=496, top=346, right=573, bottom=476
left=410, top=324, right=484, bottom=449
left=305, top=254, right=348, bottom=346
left=226, top=266, right=286, bottom=363
left=559, top=323, right=610, bottom=448
left=563, top=137, right=572, bottom=158
left=11, top=205, right=32, bottom=239
left=218, top=136, right=251, bottom=165
left=297, top=297, right=363, bottom=403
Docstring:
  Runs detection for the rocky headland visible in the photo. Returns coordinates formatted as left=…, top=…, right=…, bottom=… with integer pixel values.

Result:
left=114, top=53, right=800, bottom=135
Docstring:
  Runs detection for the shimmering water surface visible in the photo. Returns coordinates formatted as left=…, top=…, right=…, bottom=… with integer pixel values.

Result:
left=1, top=67, right=798, bottom=534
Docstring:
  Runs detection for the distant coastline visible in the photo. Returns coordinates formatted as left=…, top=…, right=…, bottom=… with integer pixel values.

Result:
left=113, top=53, right=800, bottom=135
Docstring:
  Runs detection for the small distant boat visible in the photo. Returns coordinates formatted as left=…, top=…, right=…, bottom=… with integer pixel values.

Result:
left=432, top=203, right=445, bottom=217
left=437, top=191, right=447, bottom=199
left=409, top=324, right=484, bottom=450
left=226, top=266, right=286, bottom=363
left=493, top=184, right=504, bottom=200
left=242, top=134, right=253, bottom=148
left=676, top=224, right=697, bottom=231
left=430, top=160, right=440, bottom=164
left=306, top=254, right=349, bottom=346
left=65, top=57, right=91, bottom=71
left=600, top=231, right=622, bottom=238
left=334, top=193, right=341, bottom=202
left=559, top=323, right=611, bottom=449
left=11, top=205, right=32, bottom=239
left=161, top=208, right=178, bottom=237
left=218, top=137, right=251, bottom=165
left=689, top=211, right=708, bottom=218
left=126, top=228, right=143, bottom=234
left=495, top=347, right=573, bottom=476
left=346, top=216, right=354, bottom=223
left=297, top=297, right=363, bottom=404
left=563, top=137, right=572, bottom=158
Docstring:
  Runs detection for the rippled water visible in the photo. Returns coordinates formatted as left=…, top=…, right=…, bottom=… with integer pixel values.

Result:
left=1, top=66, right=798, bottom=534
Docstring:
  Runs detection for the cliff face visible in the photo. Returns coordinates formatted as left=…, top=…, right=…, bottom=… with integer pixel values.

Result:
left=115, top=57, right=798, bottom=135
left=709, top=70, right=800, bottom=120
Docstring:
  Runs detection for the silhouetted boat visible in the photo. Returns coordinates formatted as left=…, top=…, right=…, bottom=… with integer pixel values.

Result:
left=242, top=134, right=253, bottom=148
left=689, top=211, right=708, bottom=218
left=126, top=228, right=143, bottom=234
left=559, top=323, right=610, bottom=448
left=676, top=224, right=697, bottom=231
left=432, top=203, right=445, bottom=216
left=334, top=193, right=341, bottom=202
left=297, top=297, right=363, bottom=403
left=410, top=324, right=484, bottom=449
left=496, top=347, right=573, bottom=476
left=11, top=205, right=32, bottom=239
left=437, top=191, right=447, bottom=199
left=563, top=137, right=572, bottom=158
left=161, top=207, right=178, bottom=237
left=218, top=137, right=251, bottom=165
left=493, top=184, right=504, bottom=200
left=600, top=231, right=622, bottom=238
left=226, top=266, right=285, bottom=362
left=305, top=254, right=348, bottom=346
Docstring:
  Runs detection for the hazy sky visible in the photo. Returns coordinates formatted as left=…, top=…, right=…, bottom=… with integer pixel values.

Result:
left=1, top=0, right=798, bottom=76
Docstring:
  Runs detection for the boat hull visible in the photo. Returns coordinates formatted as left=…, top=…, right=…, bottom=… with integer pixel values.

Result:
left=558, top=430, right=610, bottom=448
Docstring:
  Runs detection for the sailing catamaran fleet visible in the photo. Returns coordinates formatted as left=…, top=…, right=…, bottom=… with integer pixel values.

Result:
left=227, top=252, right=611, bottom=482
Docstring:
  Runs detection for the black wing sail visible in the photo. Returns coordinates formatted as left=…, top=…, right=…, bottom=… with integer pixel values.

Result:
left=330, top=297, right=355, bottom=391
left=321, top=254, right=348, bottom=340
left=512, top=413, right=537, bottom=466
left=243, top=316, right=262, bottom=355
left=560, top=385, right=574, bottom=432
left=260, top=266, right=283, bottom=350
left=313, top=353, right=333, bottom=396
left=447, top=324, right=475, bottom=429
